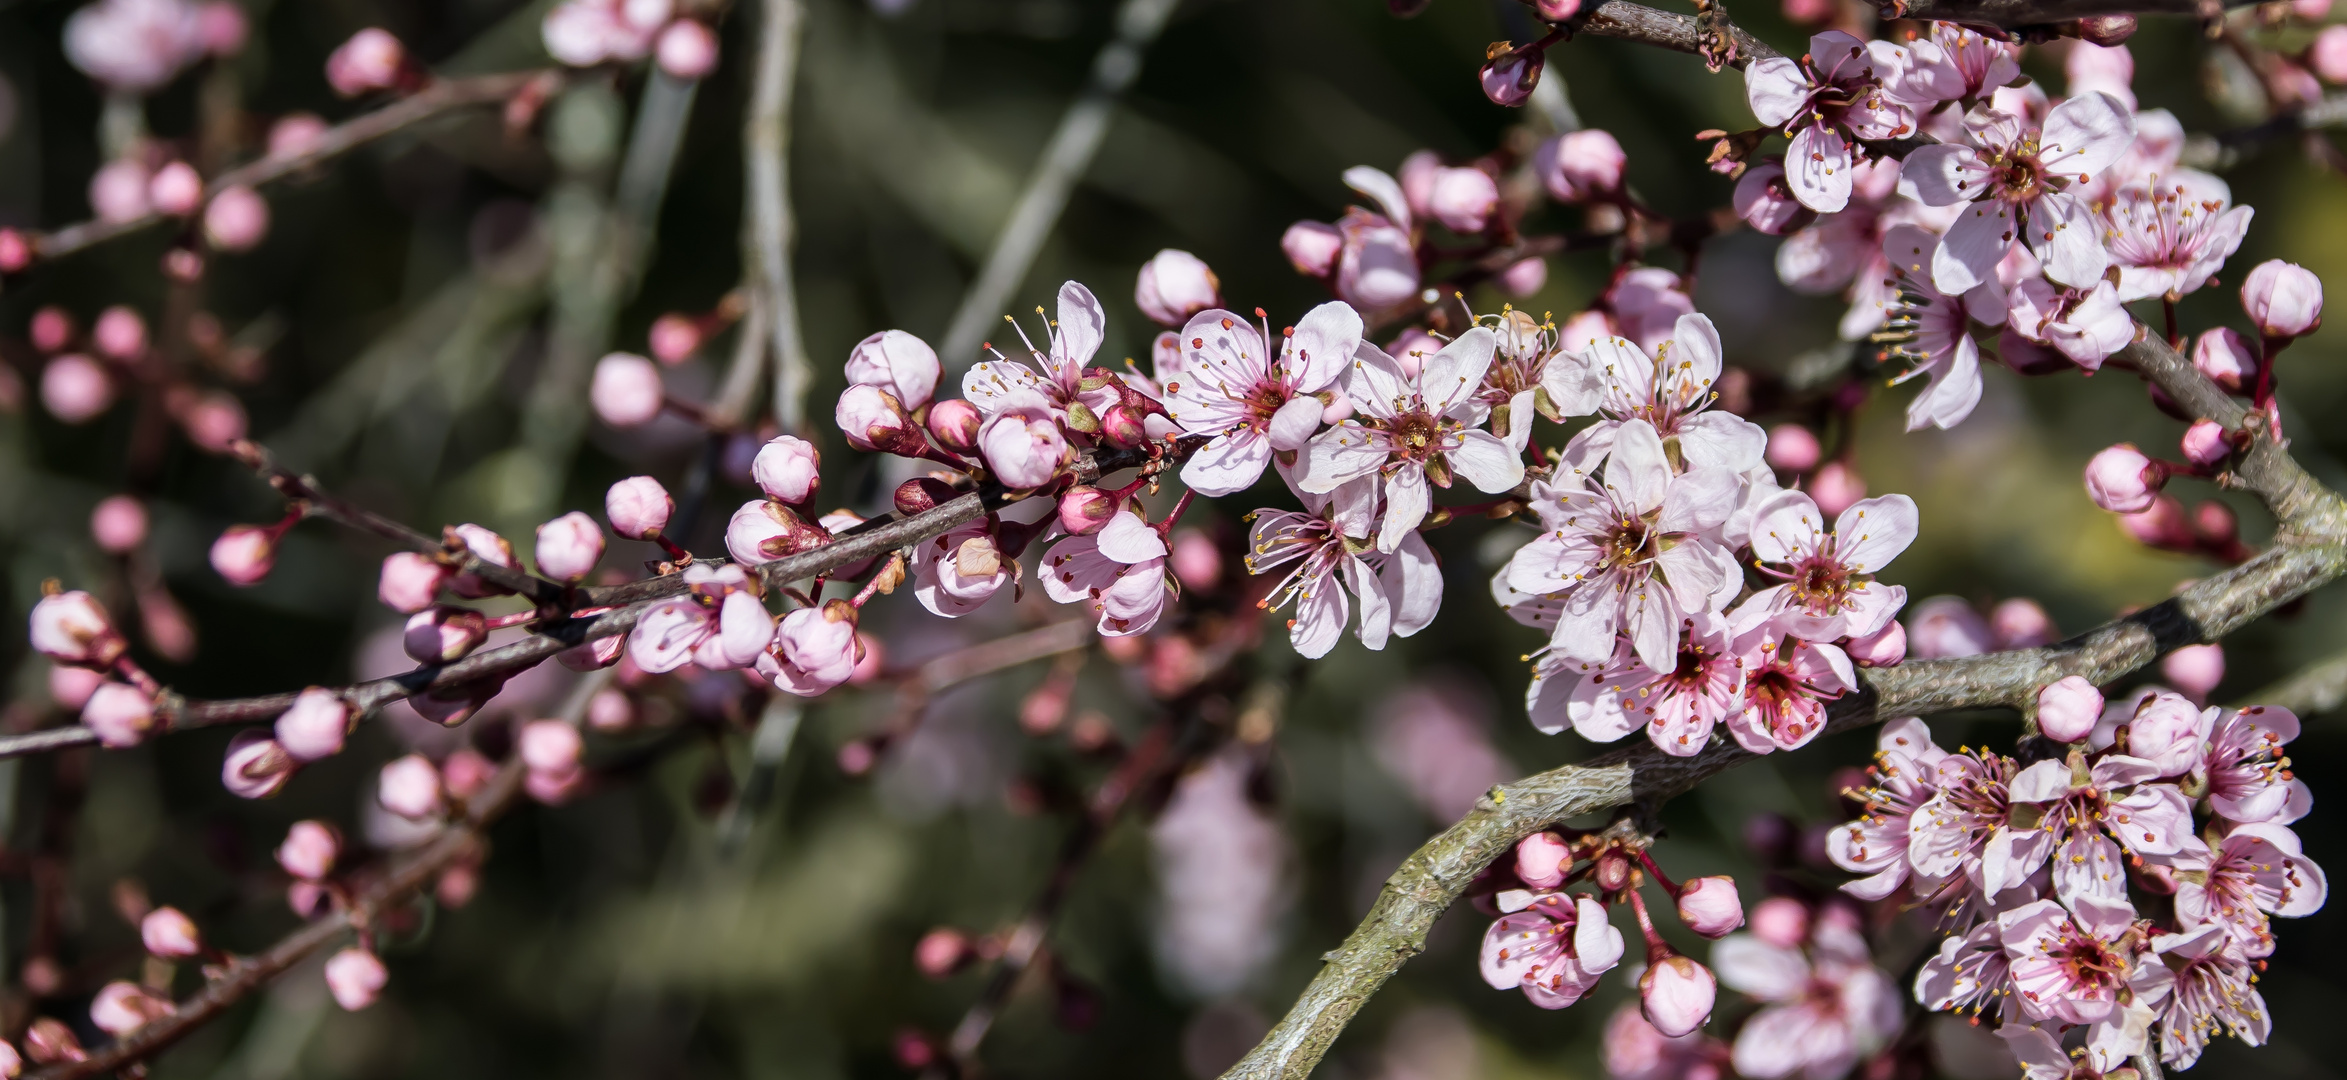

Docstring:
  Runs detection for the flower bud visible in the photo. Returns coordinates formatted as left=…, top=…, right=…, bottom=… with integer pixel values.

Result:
left=30, top=307, right=74, bottom=353
left=1675, top=876, right=1744, bottom=938
left=87, top=495, right=147, bottom=555
left=761, top=600, right=863, bottom=696
left=2315, top=25, right=2347, bottom=83
left=83, top=683, right=156, bottom=748
left=2161, top=643, right=2225, bottom=702
left=1844, top=618, right=1905, bottom=668
left=210, top=524, right=279, bottom=586
left=894, top=476, right=960, bottom=516
left=2181, top=419, right=2231, bottom=467
left=378, top=551, right=449, bottom=613
left=1098, top=402, right=1154, bottom=448
left=725, top=499, right=830, bottom=566
left=1988, top=597, right=2054, bottom=649
left=1171, top=529, right=1223, bottom=591
left=1539, top=129, right=1626, bottom=203
left=588, top=688, right=636, bottom=732
left=0, top=228, right=29, bottom=273
left=2119, top=495, right=2193, bottom=549
left=433, top=748, right=493, bottom=801
left=1135, top=249, right=1223, bottom=326
left=200, top=0, right=249, bottom=53
left=23, top=1018, right=81, bottom=1065
left=592, top=352, right=666, bottom=428
left=534, top=511, right=605, bottom=583
left=2077, top=13, right=2137, bottom=45
left=2241, top=259, right=2323, bottom=339
left=326, top=28, right=406, bottom=97
left=141, top=907, right=202, bottom=959
left=1428, top=167, right=1500, bottom=234
left=277, top=820, right=340, bottom=880
left=1764, top=423, right=1820, bottom=471
left=1808, top=461, right=1865, bottom=517
left=1638, top=955, right=1716, bottom=1037
left=2191, top=499, right=2240, bottom=550
left=2127, top=690, right=2209, bottom=775
left=2192, top=326, right=2259, bottom=395
left=1281, top=221, right=1344, bottom=278
left=979, top=412, right=1068, bottom=490
left=42, top=355, right=114, bottom=423
left=90, top=159, right=151, bottom=223
left=275, top=688, right=351, bottom=762
left=928, top=397, right=983, bottom=452
left=846, top=329, right=942, bottom=410
left=915, top=927, right=972, bottom=977
left=325, top=947, right=388, bottom=1011
left=448, top=523, right=519, bottom=599
left=605, top=476, right=675, bottom=540
left=1499, top=255, right=1548, bottom=298
left=2035, top=676, right=2103, bottom=742
left=31, top=590, right=125, bottom=668
left=842, top=384, right=918, bottom=454
left=752, top=435, right=823, bottom=505
left=379, top=754, right=443, bottom=819
left=1536, top=0, right=1581, bottom=18
left=405, top=606, right=489, bottom=663
left=203, top=185, right=270, bottom=251
left=647, top=313, right=702, bottom=364
left=1733, top=161, right=1810, bottom=235
left=223, top=731, right=295, bottom=799
left=1513, top=831, right=1570, bottom=889
left=148, top=162, right=203, bottom=217
left=1749, top=895, right=1809, bottom=947
left=1479, top=48, right=1542, bottom=107
left=2085, top=444, right=2165, bottom=513
left=656, top=19, right=719, bottom=79
left=50, top=665, right=104, bottom=710
left=519, top=719, right=584, bottom=776
left=1056, top=485, right=1121, bottom=536
left=90, top=981, right=171, bottom=1036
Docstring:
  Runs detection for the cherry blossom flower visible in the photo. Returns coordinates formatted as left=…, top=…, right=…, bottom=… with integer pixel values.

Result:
left=1725, top=617, right=1856, bottom=754
left=1905, top=744, right=2022, bottom=914
left=1477, top=309, right=1585, bottom=448
left=1827, top=718, right=1946, bottom=899
left=626, top=564, right=773, bottom=673
left=1712, top=911, right=1902, bottom=1079
left=1988, top=752, right=2192, bottom=907
left=1296, top=326, right=1522, bottom=548
left=1882, top=23, right=2020, bottom=120
left=1164, top=302, right=1362, bottom=496
left=759, top=601, right=863, bottom=696
left=1878, top=224, right=2008, bottom=430
left=2167, top=823, right=2327, bottom=954
left=2008, top=277, right=2137, bottom=371
left=1245, top=475, right=1440, bottom=658
left=1041, top=511, right=1170, bottom=636
left=2000, top=895, right=2169, bottom=1070
left=1744, top=32, right=1914, bottom=212
left=910, top=520, right=1013, bottom=617
left=1526, top=612, right=1742, bottom=755
left=2100, top=171, right=2253, bottom=303
left=961, top=281, right=1108, bottom=420
left=1504, top=420, right=1742, bottom=672
left=325, top=947, right=389, bottom=1011
left=2149, top=924, right=2271, bottom=1068
left=1479, top=893, right=1625, bottom=1008
left=1552, top=313, right=1766, bottom=474
left=1739, top=488, right=1916, bottom=642
left=1903, top=93, right=2137, bottom=292
left=64, top=0, right=207, bottom=94
left=541, top=0, right=672, bottom=66
left=1606, top=268, right=1696, bottom=354
left=1602, top=1005, right=1728, bottom=1080
left=1918, top=919, right=2020, bottom=1025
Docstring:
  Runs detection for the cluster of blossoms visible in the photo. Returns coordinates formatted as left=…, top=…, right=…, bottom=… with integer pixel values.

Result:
left=541, top=0, right=719, bottom=81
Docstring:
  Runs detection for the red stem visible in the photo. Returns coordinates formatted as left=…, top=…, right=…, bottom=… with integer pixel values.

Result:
left=1635, top=850, right=1681, bottom=898
left=1622, top=887, right=1674, bottom=965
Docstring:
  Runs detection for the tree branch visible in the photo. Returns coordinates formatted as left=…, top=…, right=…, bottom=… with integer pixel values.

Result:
left=749, top=0, right=816, bottom=433
left=1891, top=0, right=2250, bottom=23
left=1577, top=1, right=1782, bottom=65
left=2243, top=648, right=2347, bottom=717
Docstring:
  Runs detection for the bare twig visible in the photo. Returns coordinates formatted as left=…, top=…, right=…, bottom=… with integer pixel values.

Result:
left=749, top=0, right=817, bottom=433
left=2243, top=648, right=2347, bottom=716
left=1893, top=0, right=2253, bottom=22
left=1578, top=1, right=1781, bottom=66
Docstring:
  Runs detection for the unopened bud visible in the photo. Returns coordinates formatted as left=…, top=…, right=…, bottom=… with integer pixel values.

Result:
left=1765, top=423, right=1821, bottom=471
left=0, top=228, right=29, bottom=273
left=2119, top=494, right=2193, bottom=549
left=915, top=928, right=972, bottom=977
left=405, top=606, right=488, bottom=663
left=2076, top=14, right=2137, bottom=46
left=2191, top=499, right=2239, bottom=549
left=1428, top=166, right=1500, bottom=234
left=378, top=754, right=443, bottom=819
left=1749, top=896, right=1809, bottom=947
left=2315, top=24, right=2347, bottom=83
left=141, top=906, right=202, bottom=958
left=50, top=664, right=104, bottom=710
left=1845, top=619, right=1905, bottom=668
left=1675, top=876, right=1744, bottom=938
left=591, top=352, right=666, bottom=427
left=83, top=682, right=156, bottom=748
left=23, top=1018, right=82, bottom=1065
left=1135, top=249, right=1223, bottom=327
left=148, top=161, right=203, bottom=216
left=89, top=981, right=172, bottom=1036
left=2180, top=419, right=2232, bottom=467
left=326, top=28, right=406, bottom=97
left=275, top=688, right=351, bottom=762
left=1535, top=0, right=1580, bottom=18
left=895, top=477, right=960, bottom=517
left=30, top=307, right=74, bottom=353
left=928, top=397, right=983, bottom=452
left=1514, top=831, right=1571, bottom=889
left=1171, top=529, right=1223, bottom=591
left=519, top=719, right=585, bottom=776
left=1281, top=221, right=1344, bottom=278
left=324, top=947, right=388, bottom=1010
left=31, top=590, right=125, bottom=668
left=1637, top=955, right=1716, bottom=1037
left=1056, top=485, right=1121, bottom=535
left=2036, top=675, right=2104, bottom=742
left=605, top=476, right=675, bottom=540
left=1479, top=47, right=1543, bottom=108
left=378, top=551, right=450, bottom=613
left=1990, top=597, right=2055, bottom=649
left=210, top=524, right=279, bottom=586
left=94, top=306, right=146, bottom=360
left=724, top=499, right=830, bottom=567
left=1594, top=851, right=1631, bottom=892
left=837, top=383, right=913, bottom=452
left=655, top=19, right=719, bottom=79
left=2161, top=643, right=2226, bottom=702
left=446, top=523, right=518, bottom=599
left=2085, top=444, right=2165, bottom=513
left=276, top=820, right=340, bottom=880
left=753, top=435, right=823, bottom=505
left=222, top=731, right=295, bottom=799
left=534, top=511, right=605, bottom=583
left=2192, top=326, right=2259, bottom=395
left=648, top=313, right=702, bottom=364
left=2241, top=259, right=2324, bottom=339
left=41, top=355, right=114, bottom=423
left=203, top=185, right=270, bottom=251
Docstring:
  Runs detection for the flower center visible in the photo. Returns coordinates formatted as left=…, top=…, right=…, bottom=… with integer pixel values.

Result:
left=1788, top=557, right=1853, bottom=613
left=1243, top=379, right=1290, bottom=428
left=1386, top=409, right=1449, bottom=462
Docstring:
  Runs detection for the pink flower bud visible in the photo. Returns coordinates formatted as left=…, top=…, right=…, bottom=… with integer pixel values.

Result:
left=1749, top=896, right=1809, bottom=947
left=210, top=524, right=279, bottom=586
left=588, top=688, right=636, bottom=732
left=2192, top=326, right=2259, bottom=394
left=656, top=19, right=719, bottom=79
left=2127, top=690, right=2210, bottom=775
left=448, top=525, right=518, bottom=595
left=141, top=907, right=201, bottom=959
left=852, top=633, right=886, bottom=684
left=1428, top=167, right=1500, bottom=234
left=592, top=352, right=666, bottom=427
left=327, top=29, right=406, bottom=97
left=1281, top=221, right=1344, bottom=278
left=222, top=731, right=295, bottom=799
left=24, top=1018, right=81, bottom=1065
left=199, top=0, right=249, bottom=54
left=647, top=313, right=702, bottom=364
left=1638, top=955, right=1715, bottom=1038
left=30, top=307, right=74, bottom=353
left=1512, top=830, right=1570, bottom=888
left=379, top=754, right=443, bottom=819
left=605, top=476, right=675, bottom=539
left=1170, top=529, right=1222, bottom=591
left=1499, top=255, right=1548, bottom=298
left=89, top=159, right=151, bottom=223
left=148, top=162, right=203, bottom=217
left=83, top=682, right=156, bottom=748
left=895, top=477, right=957, bottom=516
left=2179, top=418, right=2231, bottom=467
left=526, top=765, right=585, bottom=804
left=1845, top=618, right=1905, bottom=668
left=725, top=499, right=829, bottom=566
left=41, top=355, right=114, bottom=423
left=90, top=981, right=171, bottom=1036
left=534, top=511, right=605, bottom=583
left=2036, top=676, right=2104, bottom=742
left=1807, top=461, right=1865, bottom=518
left=2315, top=25, right=2347, bottom=83
left=978, top=412, right=1068, bottom=490
left=1536, top=0, right=1580, bottom=18
left=2299, top=0, right=2333, bottom=17
left=1764, top=423, right=1820, bottom=471
left=928, top=397, right=982, bottom=452
left=324, top=947, right=388, bottom=1011
left=441, top=747, right=497, bottom=800
left=50, top=665, right=104, bottom=710
left=2192, top=499, right=2240, bottom=551
left=267, top=113, right=329, bottom=158
left=846, top=329, right=941, bottom=411
left=2119, top=494, right=2193, bottom=549
left=378, top=552, right=449, bottom=613
left=519, top=719, right=584, bottom=775
left=837, top=383, right=914, bottom=453
left=1480, top=49, right=1542, bottom=107
left=405, top=606, right=488, bottom=663
left=1539, top=129, right=1626, bottom=202
left=177, top=390, right=248, bottom=451
left=90, top=495, right=149, bottom=554
left=275, top=688, right=351, bottom=762
left=2161, top=643, right=2226, bottom=701
left=761, top=600, right=863, bottom=696
left=0, top=228, right=30, bottom=273
left=752, top=435, right=822, bottom=504
left=1099, top=402, right=1152, bottom=448
left=1733, top=161, right=1810, bottom=235
left=2077, top=13, right=2136, bottom=45
left=277, top=820, right=340, bottom=880
left=202, top=185, right=270, bottom=251
left=915, top=927, right=971, bottom=977
left=2085, top=443, right=2165, bottom=513
left=1989, top=597, right=2054, bottom=649
left=1675, top=876, right=1744, bottom=938
left=1399, top=151, right=1440, bottom=219
left=2241, top=259, right=2324, bottom=339
left=1056, top=485, right=1120, bottom=536
left=31, top=590, right=124, bottom=668
left=1135, top=249, right=1223, bottom=326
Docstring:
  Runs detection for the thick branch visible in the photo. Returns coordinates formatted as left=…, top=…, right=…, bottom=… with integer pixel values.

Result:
left=1893, top=0, right=2249, bottom=23
left=2244, top=648, right=2347, bottom=717
left=1578, top=1, right=1781, bottom=65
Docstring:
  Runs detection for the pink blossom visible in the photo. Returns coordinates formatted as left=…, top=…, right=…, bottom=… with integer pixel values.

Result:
left=1135, top=249, right=1223, bottom=326
left=1919, top=919, right=2020, bottom=1025
left=747, top=436, right=821, bottom=506
left=542, top=0, right=672, bottom=65
left=275, top=687, right=350, bottom=762
left=42, top=355, right=114, bottom=423
left=723, top=499, right=827, bottom=567
left=2161, top=643, right=2225, bottom=701
left=2314, top=25, right=2347, bottom=83
left=1170, top=529, right=1222, bottom=590
left=31, top=307, right=75, bottom=353
left=1280, top=221, right=1344, bottom=278
left=222, top=731, right=294, bottom=799
left=1605, top=268, right=1695, bottom=354
left=148, top=161, right=202, bottom=216
left=1740, top=488, right=1916, bottom=642
left=24, top=1018, right=84, bottom=1064
left=83, top=682, right=157, bottom=747
left=1538, top=129, right=1627, bottom=202
left=2007, top=277, right=2137, bottom=371
left=0, top=229, right=26, bottom=273
left=1299, top=326, right=1524, bottom=547
left=404, top=606, right=487, bottom=663
left=1427, top=166, right=1499, bottom=233
left=1677, top=877, right=1744, bottom=938
left=519, top=719, right=583, bottom=777
left=1904, top=744, right=2020, bottom=915
left=277, top=820, right=339, bottom=880
left=2168, top=823, right=2326, bottom=955
left=1527, top=613, right=1742, bottom=755
left=375, top=551, right=447, bottom=614
left=961, top=281, right=1108, bottom=422
left=2067, top=41, right=2137, bottom=107
left=1603, top=1004, right=1726, bottom=1080
left=648, top=313, right=701, bottom=363
left=1167, top=301, right=1361, bottom=496
left=760, top=601, right=863, bottom=696
left=628, top=564, right=773, bottom=671
left=1826, top=718, right=1946, bottom=899
left=1992, top=597, right=2056, bottom=648
left=1553, top=313, right=1766, bottom=472
left=89, top=495, right=147, bottom=554
left=655, top=19, right=717, bottom=78
left=2181, top=420, right=2232, bottom=468
left=177, top=390, right=248, bottom=450
left=325, top=947, right=388, bottom=1010
left=1245, top=473, right=1440, bottom=658
left=142, top=906, right=201, bottom=958
left=1479, top=49, right=1542, bottom=108
left=443, top=749, right=497, bottom=800
left=31, top=590, right=125, bottom=668
left=326, top=28, right=406, bottom=97
left=1904, top=93, right=2136, bottom=291
left=89, top=159, right=153, bottom=224
left=1332, top=189, right=1420, bottom=314
left=1877, top=225, right=2004, bottom=429
left=378, top=754, right=443, bottom=819
left=1744, top=32, right=1915, bottom=212
left=1479, top=893, right=1625, bottom=1008
left=1881, top=23, right=2019, bottom=112
left=534, top=511, right=604, bottom=583
left=2036, top=676, right=2103, bottom=743
left=1042, top=511, right=1170, bottom=636
left=1726, top=618, right=1856, bottom=754
left=911, top=521, right=1012, bottom=616
left=50, top=665, right=104, bottom=710
left=1641, top=954, right=1717, bottom=1037
left=1500, top=255, right=1547, bottom=297
left=2124, top=688, right=2211, bottom=776
left=203, top=185, right=270, bottom=251
left=977, top=401, right=1068, bottom=490
left=603, top=476, right=673, bottom=541
left=64, top=0, right=207, bottom=93
left=1714, top=927, right=1900, bottom=1078
left=90, top=981, right=172, bottom=1036
left=845, top=329, right=941, bottom=410
left=197, top=0, right=246, bottom=54
left=1999, top=894, right=2163, bottom=1063
left=591, top=352, right=665, bottom=427
left=1987, top=753, right=2192, bottom=907
left=2240, top=259, right=2323, bottom=338
left=2101, top=171, right=2252, bottom=302
left=1906, top=595, right=1990, bottom=658
left=1732, top=161, right=1809, bottom=235
left=2149, top=924, right=2270, bottom=1068
left=2203, top=704, right=2308, bottom=823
